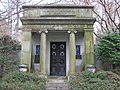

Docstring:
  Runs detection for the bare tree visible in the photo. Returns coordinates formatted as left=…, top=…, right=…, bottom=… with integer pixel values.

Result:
left=64, top=0, right=120, bottom=35
left=0, top=0, right=62, bottom=39
left=0, top=0, right=32, bottom=36
left=95, top=0, right=120, bottom=34
left=0, top=0, right=119, bottom=35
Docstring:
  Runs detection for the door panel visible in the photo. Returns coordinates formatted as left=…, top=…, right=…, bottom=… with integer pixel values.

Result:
left=50, top=42, right=66, bottom=76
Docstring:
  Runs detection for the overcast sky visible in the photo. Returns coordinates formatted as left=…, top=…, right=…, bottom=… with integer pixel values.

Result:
left=25, top=0, right=67, bottom=5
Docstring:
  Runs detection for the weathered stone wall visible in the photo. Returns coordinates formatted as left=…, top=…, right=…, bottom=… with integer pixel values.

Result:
left=23, top=6, right=93, bottom=18
left=21, top=5, right=95, bottom=31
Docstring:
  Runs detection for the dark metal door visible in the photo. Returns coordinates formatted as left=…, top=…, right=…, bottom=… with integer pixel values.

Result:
left=50, top=42, right=66, bottom=76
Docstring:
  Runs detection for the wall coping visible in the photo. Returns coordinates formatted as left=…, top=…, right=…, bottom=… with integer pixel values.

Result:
left=22, top=4, right=94, bottom=9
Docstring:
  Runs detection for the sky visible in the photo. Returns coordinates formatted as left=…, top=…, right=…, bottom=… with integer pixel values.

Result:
left=25, top=0, right=67, bottom=5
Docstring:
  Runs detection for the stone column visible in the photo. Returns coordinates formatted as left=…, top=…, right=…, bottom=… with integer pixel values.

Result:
left=84, top=29, right=94, bottom=68
left=39, top=31, right=48, bottom=74
left=21, top=30, right=31, bottom=72
left=68, top=30, right=77, bottom=74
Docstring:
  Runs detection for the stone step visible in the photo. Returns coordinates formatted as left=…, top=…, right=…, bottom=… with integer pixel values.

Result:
left=46, top=83, right=68, bottom=86
left=46, top=87, right=69, bottom=89
left=45, top=78, right=69, bottom=90
left=46, top=84, right=68, bottom=87
left=46, top=87, right=69, bottom=90
left=47, top=78, right=68, bottom=82
left=46, top=85, right=69, bottom=90
left=47, top=81, right=68, bottom=84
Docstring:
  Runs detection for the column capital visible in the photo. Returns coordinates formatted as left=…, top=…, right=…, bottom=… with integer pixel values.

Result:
left=38, top=30, right=48, bottom=34
left=68, top=30, right=77, bottom=34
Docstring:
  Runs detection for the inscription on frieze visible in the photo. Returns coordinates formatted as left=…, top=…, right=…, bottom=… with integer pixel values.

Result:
left=41, top=9, right=76, bottom=16
left=24, top=8, right=92, bottom=18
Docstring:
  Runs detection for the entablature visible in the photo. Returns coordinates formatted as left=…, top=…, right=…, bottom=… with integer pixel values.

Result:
left=22, top=5, right=94, bottom=19
left=21, top=18, right=95, bottom=25
left=22, top=24, right=93, bottom=31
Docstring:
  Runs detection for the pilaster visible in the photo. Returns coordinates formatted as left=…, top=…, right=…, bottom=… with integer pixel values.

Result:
left=21, top=30, right=32, bottom=72
left=84, top=29, right=94, bottom=68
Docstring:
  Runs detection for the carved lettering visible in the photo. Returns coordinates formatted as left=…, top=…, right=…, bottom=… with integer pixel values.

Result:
left=41, top=9, right=76, bottom=16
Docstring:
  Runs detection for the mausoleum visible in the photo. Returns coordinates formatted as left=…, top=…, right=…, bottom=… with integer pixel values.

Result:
left=20, top=5, right=95, bottom=76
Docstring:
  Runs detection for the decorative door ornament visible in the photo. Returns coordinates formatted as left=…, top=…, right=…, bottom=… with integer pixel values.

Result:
left=52, top=44, right=56, bottom=49
left=60, top=51, right=64, bottom=56
left=60, top=44, right=64, bottom=49
left=52, top=52, right=56, bottom=56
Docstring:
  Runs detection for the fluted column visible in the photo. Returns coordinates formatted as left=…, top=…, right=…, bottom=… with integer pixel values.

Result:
left=39, top=31, right=48, bottom=74
left=68, top=30, right=77, bottom=74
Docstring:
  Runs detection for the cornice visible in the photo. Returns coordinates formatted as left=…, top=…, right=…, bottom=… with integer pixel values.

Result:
left=21, top=18, right=96, bottom=25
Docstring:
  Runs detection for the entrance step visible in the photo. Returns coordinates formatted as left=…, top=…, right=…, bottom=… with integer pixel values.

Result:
left=45, top=77, right=69, bottom=90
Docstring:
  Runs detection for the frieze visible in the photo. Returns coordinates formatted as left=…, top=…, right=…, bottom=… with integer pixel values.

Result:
left=41, top=9, right=76, bottom=16
left=23, top=8, right=93, bottom=18
left=23, top=25, right=93, bottom=31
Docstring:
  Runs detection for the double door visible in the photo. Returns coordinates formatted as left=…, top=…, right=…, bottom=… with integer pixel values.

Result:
left=50, top=42, right=66, bottom=76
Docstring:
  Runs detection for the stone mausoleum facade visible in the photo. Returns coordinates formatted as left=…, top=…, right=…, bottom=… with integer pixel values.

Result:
left=20, top=5, right=95, bottom=76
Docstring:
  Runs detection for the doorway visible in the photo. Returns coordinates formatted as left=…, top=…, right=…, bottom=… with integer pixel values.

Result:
left=50, top=42, right=66, bottom=76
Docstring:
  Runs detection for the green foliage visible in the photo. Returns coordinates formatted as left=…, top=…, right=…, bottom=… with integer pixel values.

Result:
left=0, top=35, right=20, bottom=78
left=0, top=71, right=47, bottom=90
left=80, top=70, right=108, bottom=80
left=69, top=71, right=120, bottom=90
left=95, top=33, right=120, bottom=67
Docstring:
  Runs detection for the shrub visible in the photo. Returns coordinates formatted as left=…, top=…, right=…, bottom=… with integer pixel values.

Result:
left=0, top=71, right=47, bottom=90
left=0, top=35, right=20, bottom=78
left=69, top=71, right=120, bottom=90
left=95, top=33, right=120, bottom=69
